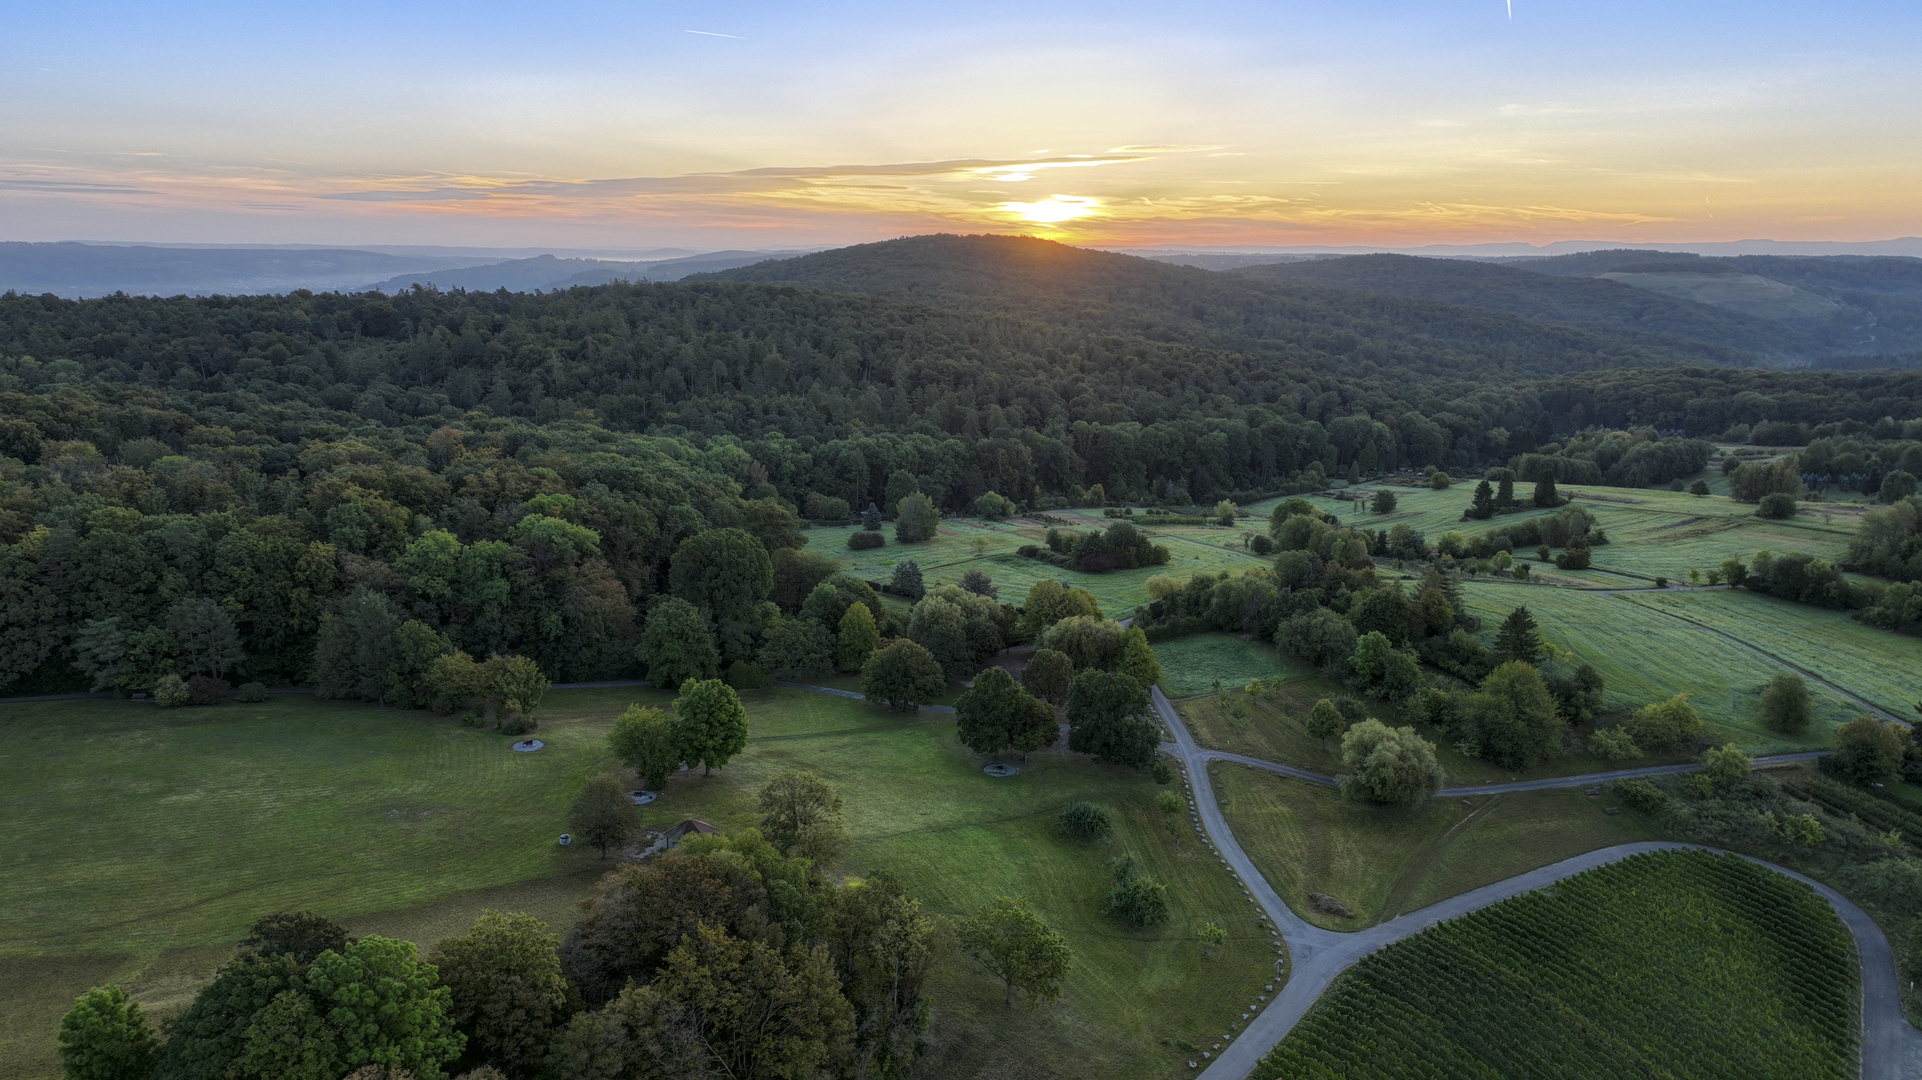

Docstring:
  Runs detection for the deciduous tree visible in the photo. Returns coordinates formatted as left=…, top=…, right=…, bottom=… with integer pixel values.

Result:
left=1335, top=719, right=1444, bottom=804
left=757, top=771, right=848, bottom=864
left=637, top=597, right=720, bottom=690
left=609, top=705, right=679, bottom=790
left=954, top=666, right=1057, bottom=757
left=58, top=985, right=157, bottom=1080
left=570, top=776, right=638, bottom=858
left=859, top=640, right=946, bottom=711
left=956, top=897, right=1070, bottom=1008
left=1066, top=669, right=1157, bottom=768
left=429, top=912, right=570, bottom=1078
left=671, top=679, right=749, bottom=776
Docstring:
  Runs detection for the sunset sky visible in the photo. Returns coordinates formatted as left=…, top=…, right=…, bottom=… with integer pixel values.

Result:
left=3, top=0, right=1919, bottom=250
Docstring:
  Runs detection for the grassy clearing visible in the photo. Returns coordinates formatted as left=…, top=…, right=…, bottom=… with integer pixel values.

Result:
left=1256, top=850, right=1858, bottom=1080
left=1615, top=588, right=1922, bottom=721
left=1212, top=764, right=1658, bottom=931
left=1, top=687, right=1271, bottom=1080
left=1151, top=634, right=1312, bottom=699
left=1460, top=581, right=1859, bottom=753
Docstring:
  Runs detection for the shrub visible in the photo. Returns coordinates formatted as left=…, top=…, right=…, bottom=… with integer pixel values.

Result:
left=1151, top=757, right=1175, bottom=785
left=1606, top=777, right=1669, bottom=813
left=1758, top=492, right=1798, bottom=519
left=1429, top=471, right=1452, bottom=490
left=1758, top=673, right=1813, bottom=734
left=236, top=682, right=269, bottom=703
left=727, top=660, right=773, bottom=690
left=186, top=674, right=225, bottom=706
left=1058, top=801, right=1113, bottom=840
left=1555, top=544, right=1592, bottom=570
left=1106, top=855, right=1170, bottom=927
left=1249, top=534, right=1275, bottom=555
left=1589, top=727, right=1643, bottom=761
left=153, top=674, right=191, bottom=708
left=804, top=492, right=851, bottom=521
left=500, top=713, right=538, bottom=736
left=847, top=530, right=885, bottom=550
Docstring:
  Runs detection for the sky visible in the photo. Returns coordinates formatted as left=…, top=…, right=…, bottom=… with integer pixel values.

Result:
left=2, top=0, right=1919, bottom=251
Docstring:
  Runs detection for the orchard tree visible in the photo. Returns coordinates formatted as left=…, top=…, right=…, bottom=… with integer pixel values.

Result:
left=1066, top=670, right=1157, bottom=768
left=637, top=597, right=721, bottom=690
left=571, top=776, right=638, bottom=857
left=860, top=640, right=946, bottom=711
left=757, top=771, right=848, bottom=864
left=955, top=667, right=1058, bottom=757
left=58, top=986, right=157, bottom=1080
left=429, top=911, right=570, bottom=1077
left=609, top=704, right=679, bottom=790
left=1336, top=720, right=1444, bottom=804
left=672, top=679, right=750, bottom=776
left=956, top=897, right=1071, bottom=1008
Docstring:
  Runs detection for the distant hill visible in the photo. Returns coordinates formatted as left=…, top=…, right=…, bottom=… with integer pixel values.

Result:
left=361, top=250, right=800, bottom=293
left=1227, top=253, right=1816, bottom=365
left=0, top=242, right=480, bottom=298
left=695, top=233, right=1741, bottom=377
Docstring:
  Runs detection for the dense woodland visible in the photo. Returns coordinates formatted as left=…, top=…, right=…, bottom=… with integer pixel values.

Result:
left=4, top=235, right=1922, bottom=698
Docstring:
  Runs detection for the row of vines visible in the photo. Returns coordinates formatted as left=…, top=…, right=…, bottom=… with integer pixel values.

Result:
left=1256, top=851, right=1858, bottom=1080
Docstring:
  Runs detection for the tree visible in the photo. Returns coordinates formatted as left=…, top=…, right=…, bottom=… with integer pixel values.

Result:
left=168, top=597, right=245, bottom=683
left=1880, top=470, right=1918, bottom=504
left=1021, top=648, right=1074, bottom=705
left=1468, top=480, right=1495, bottom=520
left=861, top=505, right=884, bottom=531
left=955, top=666, right=1058, bottom=757
left=240, top=911, right=350, bottom=963
left=1066, top=670, right=1157, bottom=768
left=1827, top=715, right=1906, bottom=785
left=770, top=548, right=840, bottom=613
left=1700, top=743, right=1752, bottom=787
left=670, top=529, right=774, bottom=627
left=1116, top=627, right=1161, bottom=688
left=1759, top=673, right=1813, bottom=734
left=302, top=936, right=464, bottom=1080
left=1461, top=662, right=1565, bottom=769
left=958, top=569, right=998, bottom=599
left=835, top=602, right=879, bottom=672
left=1014, top=579, right=1102, bottom=640
left=895, top=493, right=941, bottom=543
left=150, top=951, right=309, bottom=1080
left=1336, top=719, right=1444, bottom=804
left=655, top=924, right=855, bottom=1080
left=58, top=985, right=157, bottom=1080
left=1493, top=470, right=1516, bottom=510
left=1758, top=492, right=1798, bottom=519
left=570, top=775, right=638, bottom=858
left=860, top=640, right=947, bottom=711
left=429, top=912, right=570, bottom=1078
left=478, top=654, right=547, bottom=726
left=229, top=989, right=338, bottom=1080
left=1622, top=693, right=1705, bottom=751
left=956, top=897, right=1071, bottom=1007
left=1105, top=855, right=1169, bottom=927
left=637, top=597, right=720, bottom=690
left=1039, top=615, right=1128, bottom=672
left=609, top=705, right=678, bottom=790
left=1533, top=474, right=1560, bottom=507
left=757, top=771, right=848, bottom=863
left=1494, top=606, right=1541, bottom=665
left=1589, top=727, right=1642, bottom=761
left=1689, top=479, right=1711, bottom=497
left=1370, top=490, right=1397, bottom=515
left=741, top=499, right=808, bottom=553
left=1306, top=698, right=1345, bottom=745
left=1195, top=922, right=1227, bottom=957
left=312, top=586, right=403, bottom=701
left=671, top=679, right=749, bottom=776
left=888, top=560, right=925, bottom=600
left=972, top=491, right=1016, bottom=519
left=758, top=615, right=835, bottom=678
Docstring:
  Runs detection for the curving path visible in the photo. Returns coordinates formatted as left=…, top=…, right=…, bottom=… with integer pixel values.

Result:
left=1151, top=685, right=1922, bottom=1080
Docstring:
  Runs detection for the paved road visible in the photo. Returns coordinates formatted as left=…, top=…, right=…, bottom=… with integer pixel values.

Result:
left=1151, top=685, right=1922, bottom=1080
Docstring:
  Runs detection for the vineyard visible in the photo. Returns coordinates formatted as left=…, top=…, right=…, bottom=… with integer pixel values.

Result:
left=1782, top=774, right=1922, bottom=856
left=1254, top=850, right=1859, bottom=1080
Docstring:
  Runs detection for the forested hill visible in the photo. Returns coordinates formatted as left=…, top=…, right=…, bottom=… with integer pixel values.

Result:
left=1229, top=254, right=1797, bottom=365
left=693, top=234, right=1726, bottom=377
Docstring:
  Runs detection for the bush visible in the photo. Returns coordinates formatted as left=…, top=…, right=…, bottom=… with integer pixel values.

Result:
left=500, top=713, right=538, bottom=736
left=847, top=530, right=885, bottom=550
left=804, top=493, right=851, bottom=521
left=1554, top=544, right=1592, bottom=570
left=727, top=660, right=773, bottom=690
left=186, top=674, right=226, bottom=706
left=1758, top=492, right=1799, bottom=519
left=236, top=682, right=269, bottom=703
left=1058, top=801, right=1113, bottom=840
left=1606, top=777, right=1669, bottom=813
left=153, top=674, right=191, bottom=708
left=1589, top=727, right=1643, bottom=761
left=1250, top=534, right=1275, bottom=555
left=1106, top=855, right=1170, bottom=927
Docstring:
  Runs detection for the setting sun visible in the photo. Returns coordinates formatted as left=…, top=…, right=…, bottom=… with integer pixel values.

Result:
left=1000, top=195, right=1102, bottom=225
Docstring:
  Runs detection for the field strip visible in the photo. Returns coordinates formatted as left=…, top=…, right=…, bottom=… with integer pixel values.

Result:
left=1153, top=685, right=1921, bottom=1080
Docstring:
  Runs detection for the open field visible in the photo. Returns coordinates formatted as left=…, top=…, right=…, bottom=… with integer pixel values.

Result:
left=1151, top=633, right=1312, bottom=698
left=1255, top=850, right=1859, bottom=1080
left=1211, top=763, right=1658, bottom=930
left=1, top=687, right=1271, bottom=1080
left=808, top=517, right=1272, bottom=615
left=1460, top=581, right=1865, bottom=752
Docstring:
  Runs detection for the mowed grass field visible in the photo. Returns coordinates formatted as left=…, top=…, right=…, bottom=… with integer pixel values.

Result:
left=1459, top=581, right=1869, bottom=753
left=1211, top=764, right=1658, bottom=931
left=1, top=687, right=1272, bottom=1080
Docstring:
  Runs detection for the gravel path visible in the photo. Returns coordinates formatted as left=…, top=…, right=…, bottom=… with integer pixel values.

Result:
left=1153, top=685, right=1922, bottom=1080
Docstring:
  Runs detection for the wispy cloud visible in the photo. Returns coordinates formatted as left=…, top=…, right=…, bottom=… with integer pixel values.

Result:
left=0, top=178, right=160, bottom=195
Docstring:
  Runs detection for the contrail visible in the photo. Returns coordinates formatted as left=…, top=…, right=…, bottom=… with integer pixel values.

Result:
left=685, top=29, right=742, bottom=38
left=1507, top=0, right=1512, bottom=18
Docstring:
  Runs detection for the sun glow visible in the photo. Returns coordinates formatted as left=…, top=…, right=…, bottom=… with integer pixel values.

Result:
left=1000, top=195, right=1101, bottom=225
